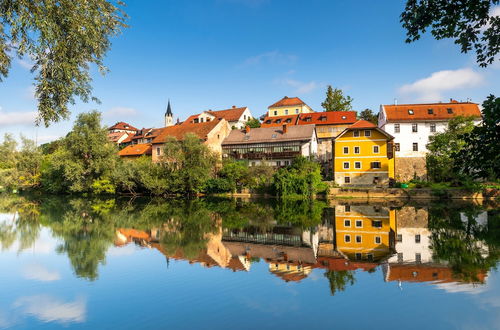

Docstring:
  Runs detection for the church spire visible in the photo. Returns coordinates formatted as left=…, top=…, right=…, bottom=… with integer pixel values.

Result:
left=165, top=99, right=174, bottom=127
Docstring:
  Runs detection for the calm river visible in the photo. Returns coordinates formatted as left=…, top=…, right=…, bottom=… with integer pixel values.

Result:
left=0, top=195, right=499, bottom=329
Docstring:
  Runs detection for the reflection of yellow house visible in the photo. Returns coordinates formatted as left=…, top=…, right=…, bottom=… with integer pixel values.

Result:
left=334, top=204, right=396, bottom=262
left=268, top=96, right=314, bottom=117
left=269, top=262, right=312, bottom=282
left=333, top=120, right=395, bottom=187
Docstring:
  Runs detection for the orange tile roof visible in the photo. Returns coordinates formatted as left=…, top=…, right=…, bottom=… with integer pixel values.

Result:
left=131, top=128, right=163, bottom=140
left=349, top=119, right=377, bottom=129
left=383, top=102, right=481, bottom=121
left=269, top=96, right=306, bottom=108
left=261, top=114, right=299, bottom=127
left=109, top=122, right=137, bottom=131
left=152, top=120, right=221, bottom=144
left=118, top=143, right=152, bottom=157
left=297, top=111, right=357, bottom=125
left=207, top=106, right=247, bottom=122
left=335, top=120, right=394, bottom=140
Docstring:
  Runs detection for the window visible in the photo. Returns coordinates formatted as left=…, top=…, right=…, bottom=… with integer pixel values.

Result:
left=344, top=176, right=351, bottom=184
left=200, top=118, right=204, bottom=123
left=397, top=253, right=403, bottom=263
left=396, top=234, right=402, bottom=242
left=194, top=118, right=199, bottom=123
left=367, top=254, right=374, bottom=262
left=217, top=134, right=220, bottom=139
left=343, top=162, right=350, bottom=169
left=353, top=130, right=360, bottom=137
left=272, top=134, right=277, bottom=139
left=372, top=220, right=382, bottom=228
left=345, top=205, right=351, bottom=212
left=355, top=253, right=362, bottom=260
left=416, top=253, right=422, bottom=263
left=354, top=146, right=360, bottom=154
left=284, top=160, right=290, bottom=166
left=355, top=235, right=362, bottom=243
left=265, top=120, right=271, bottom=124
left=285, top=109, right=288, bottom=115
left=394, top=124, right=400, bottom=133
left=295, top=109, right=299, bottom=114
left=286, top=118, right=292, bottom=123
left=276, top=161, right=281, bottom=167
left=342, top=115, right=346, bottom=120
left=447, top=108, right=453, bottom=114
left=354, top=161, right=361, bottom=169
left=156, top=147, right=161, bottom=156
left=276, top=119, right=281, bottom=124
left=373, top=145, right=379, bottom=154
left=395, top=143, right=400, bottom=151
left=430, top=123, right=436, bottom=132
left=355, top=220, right=363, bottom=228
left=413, top=143, right=418, bottom=151
left=428, top=108, right=433, bottom=114
left=408, top=109, right=414, bottom=115
left=343, top=146, right=349, bottom=154
left=344, top=219, right=351, bottom=227
left=344, top=234, right=351, bottom=243
left=371, top=161, right=381, bottom=169
left=375, top=236, right=381, bottom=244
left=274, top=111, right=278, bottom=116
left=412, top=123, right=418, bottom=132
left=415, top=234, right=421, bottom=243
left=364, top=130, right=371, bottom=137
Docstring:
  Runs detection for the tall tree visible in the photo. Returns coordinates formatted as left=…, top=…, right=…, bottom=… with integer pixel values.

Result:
left=0, top=0, right=127, bottom=126
left=358, top=108, right=378, bottom=124
left=401, top=0, right=500, bottom=67
left=453, top=95, right=500, bottom=181
left=321, top=85, right=353, bottom=112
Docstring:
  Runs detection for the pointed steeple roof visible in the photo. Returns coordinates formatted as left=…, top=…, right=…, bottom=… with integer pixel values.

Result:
left=165, top=100, right=173, bottom=116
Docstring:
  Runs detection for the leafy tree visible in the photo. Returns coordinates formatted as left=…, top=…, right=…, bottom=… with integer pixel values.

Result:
left=358, top=108, right=378, bottom=124
left=245, top=118, right=261, bottom=128
left=453, top=95, right=500, bottom=181
left=0, top=0, right=127, bottom=126
left=273, top=157, right=327, bottom=198
left=321, top=85, right=353, bottom=112
left=41, top=111, right=119, bottom=193
left=401, top=0, right=500, bottom=67
left=324, top=270, right=356, bottom=296
left=426, top=116, right=475, bottom=183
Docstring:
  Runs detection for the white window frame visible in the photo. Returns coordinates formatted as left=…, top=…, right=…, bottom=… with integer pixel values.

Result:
left=364, top=130, right=371, bottom=137
left=375, top=236, right=381, bottom=244
left=344, top=176, right=351, bottom=184
left=285, top=109, right=288, bottom=115
left=344, top=219, right=351, bottom=227
left=373, top=145, right=379, bottom=154
left=354, top=146, right=360, bottom=154
left=394, top=124, right=400, bottom=133
left=343, top=146, right=349, bottom=154
left=354, top=161, right=361, bottom=169
left=355, top=220, right=363, bottom=228
left=353, top=130, right=360, bottom=137
left=355, top=235, right=362, bottom=243
left=344, top=234, right=351, bottom=243
left=343, top=161, right=350, bottom=169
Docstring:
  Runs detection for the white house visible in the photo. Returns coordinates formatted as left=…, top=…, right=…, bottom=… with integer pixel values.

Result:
left=184, top=106, right=254, bottom=129
left=378, top=100, right=482, bottom=180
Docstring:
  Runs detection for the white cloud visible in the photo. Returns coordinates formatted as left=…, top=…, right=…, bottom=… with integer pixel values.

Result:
left=276, top=78, right=319, bottom=94
left=22, top=264, right=61, bottom=282
left=25, top=86, right=36, bottom=100
left=0, top=108, right=37, bottom=127
left=243, top=51, right=297, bottom=67
left=36, top=135, right=63, bottom=145
left=398, top=68, right=484, bottom=102
left=17, top=58, right=33, bottom=70
left=14, top=295, right=86, bottom=324
left=103, top=107, right=138, bottom=118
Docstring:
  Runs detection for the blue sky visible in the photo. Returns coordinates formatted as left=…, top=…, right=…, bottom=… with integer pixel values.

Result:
left=0, top=0, right=499, bottom=144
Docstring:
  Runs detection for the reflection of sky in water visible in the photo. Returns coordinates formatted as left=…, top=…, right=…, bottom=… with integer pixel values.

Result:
left=0, top=204, right=499, bottom=330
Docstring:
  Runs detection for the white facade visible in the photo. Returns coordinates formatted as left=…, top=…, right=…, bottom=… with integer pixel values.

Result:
left=387, top=227, right=432, bottom=264
left=192, top=107, right=254, bottom=129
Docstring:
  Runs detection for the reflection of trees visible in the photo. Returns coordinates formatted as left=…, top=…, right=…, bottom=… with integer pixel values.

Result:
left=429, top=205, right=500, bottom=283
left=324, top=270, right=356, bottom=296
left=0, top=195, right=40, bottom=252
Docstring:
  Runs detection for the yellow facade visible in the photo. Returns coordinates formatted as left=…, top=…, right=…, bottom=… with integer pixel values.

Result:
left=333, top=127, right=395, bottom=186
left=268, top=104, right=314, bottom=117
left=334, top=205, right=396, bottom=262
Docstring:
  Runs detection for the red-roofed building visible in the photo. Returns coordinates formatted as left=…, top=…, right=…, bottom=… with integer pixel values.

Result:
left=108, top=122, right=138, bottom=134
left=118, top=143, right=152, bottom=159
left=107, top=131, right=130, bottom=144
left=378, top=100, right=482, bottom=180
left=267, top=96, right=314, bottom=117
left=183, top=106, right=254, bottom=129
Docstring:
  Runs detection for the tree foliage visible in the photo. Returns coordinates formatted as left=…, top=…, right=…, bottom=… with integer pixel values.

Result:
left=453, top=95, right=500, bottom=181
left=321, top=85, right=353, bottom=112
left=358, top=108, right=378, bottom=124
left=401, top=0, right=500, bottom=67
left=245, top=118, right=261, bottom=128
left=273, top=157, right=327, bottom=198
left=324, top=270, right=356, bottom=296
left=0, top=0, right=127, bottom=126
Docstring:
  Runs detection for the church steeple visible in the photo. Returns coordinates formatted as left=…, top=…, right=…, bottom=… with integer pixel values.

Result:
left=165, top=100, right=174, bottom=127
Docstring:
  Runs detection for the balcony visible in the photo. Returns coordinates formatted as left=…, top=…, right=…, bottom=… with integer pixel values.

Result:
left=227, top=151, right=301, bottom=160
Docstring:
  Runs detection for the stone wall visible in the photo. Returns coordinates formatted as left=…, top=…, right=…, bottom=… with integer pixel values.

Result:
left=395, top=157, right=427, bottom=181
left=334, top=172, right=390, bottom=187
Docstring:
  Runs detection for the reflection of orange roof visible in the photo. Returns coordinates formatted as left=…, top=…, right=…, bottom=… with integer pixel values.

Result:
left=387, top=264, right=487, bottom=284
left=118, top=228, right=151, bottom=240
left=118, top=144, right=152, bottom=157
left=383, top=101, right=481, bottom=121
left=152, top=120, right=220, bottom=144
left=314, top=256, right=378, bottom=272
left=297, top=111, right=357, bottom=125
left=261, top=115, right=299, bottom=127
left=227, top=257, right=247, bottom=272
left=269, top=96, right=307, bottom=108
left=109, top=122, right=137, bottom=131
left=270, top=269, right=309, bottom=282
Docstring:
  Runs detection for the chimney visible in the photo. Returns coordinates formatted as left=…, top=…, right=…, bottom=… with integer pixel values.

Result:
left=394, top=98, right=398, bottom=105
left=282, top=124, right=287, bottom=134
left=245, top=125, right=250, bottom=134
left=232, top=105, right=236, bottom=109
left=284, top=96, right=288, bottom=99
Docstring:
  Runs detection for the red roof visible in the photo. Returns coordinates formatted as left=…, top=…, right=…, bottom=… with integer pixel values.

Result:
left=118, top=144, right=152, bottom=157
left=109, top=122, right=137, bottom=131
left=269, top=96, right=306, bottom=108
left=349, top=120, right=377, bottom=129
left=383, top=102, right=481, bottom=121
left=152, top=120, right=221, bottom=144
left=297, top=111, right=357, bottom=125
left=207, top=106, right=247, bottom=122
left=261, top=115, right=299, bottom=127
left=107, top=132, right=128, bottom=143
left=130, top=128, right=163, bottom=141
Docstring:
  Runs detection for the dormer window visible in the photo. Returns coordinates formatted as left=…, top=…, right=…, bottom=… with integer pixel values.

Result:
left=265, top=120, right=271, bottom=124
left=408, top=109, right=414, bottom=115
left=276, top=119, right=281, bottom=124
left=244, top=135, right=250, bottom=140
left=447, top=108, right=453, bottom=114
left=342, top=116, right=346, bottom=120
left=271, top=134, right=277, bottom=139
left=428, top=108, right=433, bottom=114
left=286, top=118, right=291, bottom=123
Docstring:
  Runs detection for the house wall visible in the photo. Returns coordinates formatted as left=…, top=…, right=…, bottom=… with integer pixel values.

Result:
left=268, top=104, right=313, bottom=117
left=333, top=128, right=395, bottom=187
left=228, top=108, right=254, bottom=129
left=205, top=120, right=232, bottom=154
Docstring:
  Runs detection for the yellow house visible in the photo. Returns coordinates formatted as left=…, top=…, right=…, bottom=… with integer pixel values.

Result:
left=268, top=96, right=314, bottom=117
left=334, top=204, right=396, bottom=262
left=333, top=120, right=395, bottom=187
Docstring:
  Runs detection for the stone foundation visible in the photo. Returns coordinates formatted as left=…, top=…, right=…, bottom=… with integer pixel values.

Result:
left=334, top=172, right=390, bottom=187
left=395, top=157, right=427, bottom=181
